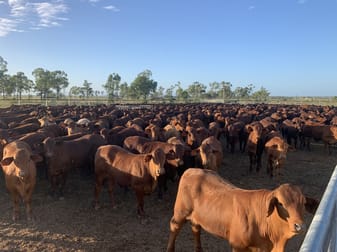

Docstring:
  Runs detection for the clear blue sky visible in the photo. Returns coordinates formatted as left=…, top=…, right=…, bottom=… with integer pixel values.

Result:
left=1, top=0, right=337, bottom=96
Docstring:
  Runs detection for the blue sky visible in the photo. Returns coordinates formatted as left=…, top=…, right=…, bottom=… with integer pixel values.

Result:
left=1, top=0, right=337, bottom=96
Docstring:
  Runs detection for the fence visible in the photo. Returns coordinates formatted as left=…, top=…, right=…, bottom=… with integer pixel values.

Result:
left=299, top=164, right=337, bottom=252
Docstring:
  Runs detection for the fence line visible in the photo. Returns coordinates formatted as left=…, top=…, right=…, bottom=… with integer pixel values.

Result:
left=299, top=165, right=337, bottom=252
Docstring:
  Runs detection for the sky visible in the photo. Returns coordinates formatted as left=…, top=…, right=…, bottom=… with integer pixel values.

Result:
left=1, top=0, right=337, bottom=97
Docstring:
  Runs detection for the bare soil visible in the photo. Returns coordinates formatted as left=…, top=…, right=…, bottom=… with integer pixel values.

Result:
left=1, top=143, right=336, bottom=252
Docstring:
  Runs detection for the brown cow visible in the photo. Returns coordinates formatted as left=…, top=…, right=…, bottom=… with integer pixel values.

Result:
left=246, top=122, right=265, bottom=173
left=43, top=134, right=106, bottom=198
left=264, top=131, right=290, bottom=178
left=123, top=135, right=152, bottom=154
left=167, top=168, right=318, bottom=252
left=1, top=140, right=42, bottom=221
left=94, top=145, right=166, bottom=216
left=192, top=136, right=223, bottom=172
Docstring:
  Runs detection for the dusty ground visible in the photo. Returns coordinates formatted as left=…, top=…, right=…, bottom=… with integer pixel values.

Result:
left=0, top=142, right=336, bottom=252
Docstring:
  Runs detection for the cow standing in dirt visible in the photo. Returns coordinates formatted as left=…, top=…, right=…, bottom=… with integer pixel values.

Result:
left=94, top=145, right=166, bottom=216
left=167, top=168, right=318, bottom=252
left=1, top=140, right=42, bottom=221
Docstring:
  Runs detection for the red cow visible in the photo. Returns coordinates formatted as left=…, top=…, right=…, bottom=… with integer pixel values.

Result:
left=94, top=145, right=166, bottom=216
left=167, top=168, right=318, bottom=252
left=1, top=140, right=42, bottom=221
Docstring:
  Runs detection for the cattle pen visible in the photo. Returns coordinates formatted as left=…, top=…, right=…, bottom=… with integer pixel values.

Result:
left=300, top=164, right=337, bottom=252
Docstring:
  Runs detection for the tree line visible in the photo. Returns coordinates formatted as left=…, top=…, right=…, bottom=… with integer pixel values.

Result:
left=0, top=56, right=270, bottom=103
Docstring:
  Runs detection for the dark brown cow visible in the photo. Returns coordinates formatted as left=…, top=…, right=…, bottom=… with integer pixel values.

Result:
left=94, top=145, right=166, bottom=216
left=246, top=122, right=264, bottom=173
left=167, top=168, right=318, bottom=252
left=43, top=134, right=106, bottom=198
left=1, top=140, right=42, bottom=221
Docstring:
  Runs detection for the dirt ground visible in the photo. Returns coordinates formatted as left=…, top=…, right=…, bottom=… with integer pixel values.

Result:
left=0, top=142, right=336, bottom=252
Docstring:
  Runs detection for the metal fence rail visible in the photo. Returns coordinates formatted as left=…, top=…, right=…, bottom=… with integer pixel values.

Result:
left=300, top=165, right=337, bottom=252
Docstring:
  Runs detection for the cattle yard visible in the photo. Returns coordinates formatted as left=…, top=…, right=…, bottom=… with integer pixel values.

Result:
left=0, top=103, right=337, bottom=251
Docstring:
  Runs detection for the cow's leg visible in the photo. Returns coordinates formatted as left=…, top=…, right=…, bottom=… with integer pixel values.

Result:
left=191, top=222, right=203, bottom=252
left=157, top=175, right=165, bottom=200
left=256, top=154, right=262, bottom=173
left=59, top=172, right=67, bottom=199
left=94, top=175, right=104, bottom=209
left=167, top=216, right=186, bottom=252
left=23, top=188, right=34, bottom=221
left=107, top=177, right=116, bottom=209
left=11, top=192, right=20, bottom=221
left=135, top=190, right=145, bottom=216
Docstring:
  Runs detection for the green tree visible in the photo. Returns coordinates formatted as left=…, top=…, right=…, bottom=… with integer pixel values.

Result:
left=119, top=82, right=129, bottom=99
left=0, top=56, right=8, bottom=98
left=233, top=84, right=254, bottom=99
left=187, top=81, right=206, bottom=101
left=32, top=68, right=68, bottom=99
left=82, top=80, right=93, bottom=98
left=32, top=68, right=51, bottom=99
left=221, top=81, right=233, bottom=99
left=251, top=86, right=270, bottom=102
left=51, top=70, right=69, bottom=99
left=11, top=72, right=33, bottom=100
left=104, top=73, right=121, bottom=102
left=208, top=81, right=220, bottom=98
left=130, top=70, right=157, bottom=101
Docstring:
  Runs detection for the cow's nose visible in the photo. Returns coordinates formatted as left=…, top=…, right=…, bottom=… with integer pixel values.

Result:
left=294, top=223, right=306, bottom=232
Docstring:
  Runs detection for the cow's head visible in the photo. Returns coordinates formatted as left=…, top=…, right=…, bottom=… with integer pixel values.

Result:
left=165, top=144, right=184, bottom=167
left=1, top=148, right=42, bottom=178
left=266, top=184, right=319, bottom=238
left=145, top=148, right=166, bottom=178
left=199, top=143, right=218, bottom=170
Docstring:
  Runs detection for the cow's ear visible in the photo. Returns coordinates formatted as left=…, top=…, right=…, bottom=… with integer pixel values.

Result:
left=31, top=154, right=43, bottom=163
left=1, top=157, right=14, bottom=166
left=267, top=196, right=278, bottom=217
left=144, top=154, right=152, bottom=162
left=305, top=197, right=319, bottom=214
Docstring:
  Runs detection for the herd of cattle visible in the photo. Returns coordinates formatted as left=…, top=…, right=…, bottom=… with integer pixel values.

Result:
left=1, top=102, right=336, bottom=251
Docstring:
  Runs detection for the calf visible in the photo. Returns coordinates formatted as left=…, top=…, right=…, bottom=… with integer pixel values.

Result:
left=1, top=140, right=42, bottom=221
left=264, top=131, right=290, bottom=178
left=167, top=168, right=318, bottom=252
left=94, top=145, right=166, bottom=216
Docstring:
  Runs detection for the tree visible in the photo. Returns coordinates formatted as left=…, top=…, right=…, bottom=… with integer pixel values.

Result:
left=32, top=68, right=68, bottom=99
left=233, top=84, right=254, bottom=99
left=11, top=72, right=33, bottom=100
left=51, top=70, right=69, bottom=99
left=130, top=70, right=157, bottom=101
left=187, top=81, right=206, bottom=101
left=0, top=56, right=8, bottom=98
left=221, top=81, right=233, bottom=99
left=251, top=86, right=270, bottom=102
left=208, top=81, right=220, bottom=98
left=119, top=82, right=129, bottom=99
left=32, top=68, right=51, bottom=99
left=104, top=73, right=121, bottom=102
left=82, top=80, right=93, bottom=98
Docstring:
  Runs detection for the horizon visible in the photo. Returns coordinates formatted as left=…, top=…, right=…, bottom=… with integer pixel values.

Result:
left=1, top=0, right=337, bottom=97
